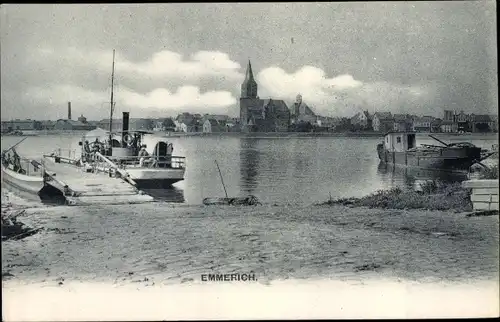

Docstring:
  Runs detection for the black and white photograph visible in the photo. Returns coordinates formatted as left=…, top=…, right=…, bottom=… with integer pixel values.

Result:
left=1, top=2, right=499, bottom=320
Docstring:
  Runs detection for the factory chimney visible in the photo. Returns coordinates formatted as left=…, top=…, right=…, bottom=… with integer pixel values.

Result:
left=67, top=102, right=72, bottom=120
left=122, top=112, right=130, bottom=147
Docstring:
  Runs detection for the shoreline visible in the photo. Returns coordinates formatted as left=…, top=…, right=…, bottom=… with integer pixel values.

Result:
left=3, top=202, right=498, bottom=282
left=3, top=130, right=499, bottom=139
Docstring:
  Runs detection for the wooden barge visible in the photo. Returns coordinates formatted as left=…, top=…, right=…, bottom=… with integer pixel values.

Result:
left=377, top=132, right=494, bottom=172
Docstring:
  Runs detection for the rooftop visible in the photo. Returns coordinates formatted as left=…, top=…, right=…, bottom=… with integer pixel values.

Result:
left=374, top=112, right=393, bottom=120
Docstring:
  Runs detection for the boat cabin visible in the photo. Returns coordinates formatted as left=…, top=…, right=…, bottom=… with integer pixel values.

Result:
left=79, top=129, right=176, bottom=168
left=382, top=131, right=416, bottom=152
left=77, top=111, right=184, bottom=169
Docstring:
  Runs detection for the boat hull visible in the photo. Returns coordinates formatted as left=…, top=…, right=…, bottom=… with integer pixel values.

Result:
left=1, top=165, right=45, bottom=195
left=125, top=168, right=186, bottom=188
left=82, top=161, right=186, bottom=188
left=377, top=144, right=482, bottom=172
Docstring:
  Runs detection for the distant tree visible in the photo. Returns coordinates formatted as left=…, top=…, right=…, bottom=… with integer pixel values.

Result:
left=349, top=123, right=364, bottom=132
left=295, top=121, right=313, bottom=132
left=332, top=118, right=352, bottom=132
left=475, top=123, right=491, bottom=133
left=312, top=125, right=329, bottom=133
left=162, top=118, right=176, bottom=131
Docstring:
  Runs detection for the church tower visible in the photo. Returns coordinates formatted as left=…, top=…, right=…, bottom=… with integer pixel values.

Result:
left=241, top=60, right=258, bottom=98
left=240, top=60, right=261, bottom=132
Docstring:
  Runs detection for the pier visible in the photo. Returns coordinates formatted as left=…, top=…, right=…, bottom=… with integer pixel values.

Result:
left=42, top=157, right=154, bottom=206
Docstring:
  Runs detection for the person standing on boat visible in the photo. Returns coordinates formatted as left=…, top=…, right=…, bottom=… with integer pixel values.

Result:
left=1, top=151, right=10, bottom=167
left=11, top=148, right=23, bottom=173
left=83, top=140, right=92, bottom=162
left=138, top=144, right=151, bottom=167
left=166, top=143, right=174, bottom=168
left=92, top=138, right=100, bottom=153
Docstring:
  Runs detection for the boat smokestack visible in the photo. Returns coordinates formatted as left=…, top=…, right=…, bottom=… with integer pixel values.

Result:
left=67, top=102, right=72, bottom=120
left=122, top=112, right=130, bottom=147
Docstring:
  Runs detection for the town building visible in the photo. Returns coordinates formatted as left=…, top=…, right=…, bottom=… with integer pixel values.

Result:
left=96, top=118, right=153, bottom=131
left=315, top=116, right=340, bottom=131
left=471, top=114, right=496, bottom=132
left=202, top=114, right=229, bottom=124
left=290, top=94, right=317, bottom=124
left=39, top=120, right=55, bottom=131
left=96, top=119, right=122, bottom=132
left=372, top=112, right=393, bottom=133
left=54, top=119, right=96, bottom=131
left=77, top=114, right=87, bottom=123
left=443, top=110, right=454, bottom=122
left=350, top=110, right=372, bottom=130
left=1, top=119, right=38, bottom=132
left=152, top=121, right=163, bottom=131
left=225, top=117, right=240, bottom=132
left=441, top=110, right=497, bottom=133
left=174, top=113, right=196, bottom=132
left=431, top=118, right=442, bottom=133
left=181, top=119, right=202, bottom=132
left=392, top=114, right=412, bottom=132
left=152, top=119, right=177, bottom=132
left=454, top=111, right=472, bottom=132
left=203, top=118, right=226, bottom=133
left=490, top=115, right=499, bottom=132
left=239, top=60, right=290, bottom=132
left=412, top=116, right=435, bottom=132
left=130, top=118, right=154, bottom=131
left=174, top=113, right=203, bottom=132
left=440, top=120, right=457, bottom=133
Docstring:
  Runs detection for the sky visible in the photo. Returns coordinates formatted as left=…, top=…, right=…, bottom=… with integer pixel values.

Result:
left=0, top=2, right=497, bottom=121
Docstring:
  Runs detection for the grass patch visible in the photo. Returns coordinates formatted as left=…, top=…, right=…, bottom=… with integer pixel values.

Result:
left=479, top=164, right=499, bottom=179
left=323, top=181, right=473, bottom=212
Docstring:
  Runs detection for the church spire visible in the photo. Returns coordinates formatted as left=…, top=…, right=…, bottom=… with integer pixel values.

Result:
left=241, top=60, right=258, bottom=99
left=245, top=60, right=254, bottom=80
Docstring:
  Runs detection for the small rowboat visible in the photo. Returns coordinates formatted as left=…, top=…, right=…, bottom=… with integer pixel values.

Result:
left=202, top=195, right=261, bottom=206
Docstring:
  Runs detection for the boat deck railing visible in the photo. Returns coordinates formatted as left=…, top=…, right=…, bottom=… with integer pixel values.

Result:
left=51, top=148, right=79, bottom=160
left=83, top=152, right=186, bottom=169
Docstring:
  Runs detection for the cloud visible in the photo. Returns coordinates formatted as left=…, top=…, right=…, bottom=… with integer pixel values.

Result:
left=12, top=46, right=446, bottom=120
left=25, top=84, right=108, bottom=106
left=25, top=84, right=237, bottom=118
left=257, top=66, right=361, bottom=99
left=118, top=51, right=243, bottom=81
left=35, top=47, right=243, bottom=82
left=119, top=86, right=237, bottom=110
left=15, top=47, right=242, bottom=119
left=257, top=66, right=431, bottom=116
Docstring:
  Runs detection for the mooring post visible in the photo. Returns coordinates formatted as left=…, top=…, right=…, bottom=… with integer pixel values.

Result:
left=215, top=160, right=228, bottom=199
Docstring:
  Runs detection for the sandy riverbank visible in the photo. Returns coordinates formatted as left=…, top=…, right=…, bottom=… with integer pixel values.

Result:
left=2, top=202, right=499, bottom=319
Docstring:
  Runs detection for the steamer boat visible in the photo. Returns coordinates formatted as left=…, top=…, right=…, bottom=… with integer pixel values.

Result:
left=44, top=49, right=186, bottom=188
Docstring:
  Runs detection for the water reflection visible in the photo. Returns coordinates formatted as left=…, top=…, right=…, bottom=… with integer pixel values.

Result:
left=377, top=162, right=468, bottom=191
left=1, top=134, right=497, bottom=205
left=142, top=188, right=185, bottom=203
left=239, top=138, right=260, bottom=195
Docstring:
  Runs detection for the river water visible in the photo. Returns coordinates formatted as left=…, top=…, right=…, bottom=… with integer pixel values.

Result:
left=1, top=133, right=498, bottom=205
left=1, top=133, right=498, bottom=293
